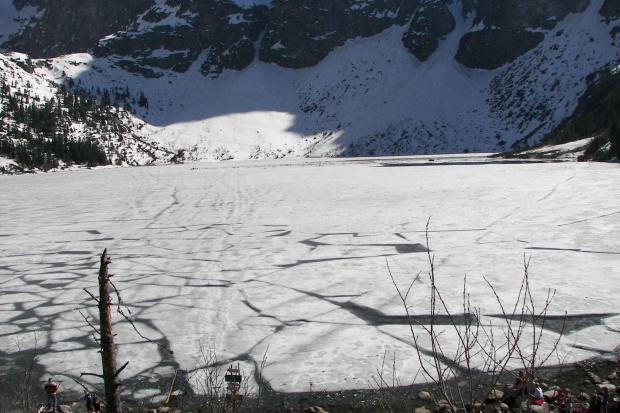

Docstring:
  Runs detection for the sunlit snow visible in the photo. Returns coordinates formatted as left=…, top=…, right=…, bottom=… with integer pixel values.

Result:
left=1, top=157, right=619, bottom=402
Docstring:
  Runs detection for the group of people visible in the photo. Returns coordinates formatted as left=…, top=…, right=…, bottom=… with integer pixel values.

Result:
left=587, top=387, right=611, bottom=413
left=509, top=371, right=573, bottom=410
left=42, top=377, right=101, bottom=413
left=510, top=371, right=612, bottom=413
left=84, top=389, right=102, bottom=413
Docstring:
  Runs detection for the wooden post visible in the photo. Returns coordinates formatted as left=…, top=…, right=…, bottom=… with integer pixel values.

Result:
left=98, top=249, right=122, bottom=413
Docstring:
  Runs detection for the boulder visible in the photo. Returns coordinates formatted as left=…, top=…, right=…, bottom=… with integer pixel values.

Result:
left=418, top=391, right=434, bottom=401
left=488, top=389, right=505, bottom=402
left=521, top=402, right=550, bottom=413
left=436, top=400, right=455, bottom=413
left=589, top=373, right=603, bottom=384
left=544, top=390, right=558, bottom=401
left=597, top=384, right=617, bottom=392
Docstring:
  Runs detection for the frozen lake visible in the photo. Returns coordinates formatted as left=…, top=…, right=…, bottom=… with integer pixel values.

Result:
left=1, top=156, right=619, bottom=402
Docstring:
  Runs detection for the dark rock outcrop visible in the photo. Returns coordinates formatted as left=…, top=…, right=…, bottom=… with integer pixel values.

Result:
left=3, top=0, right=153, bottom=58
left=600, top=0, right=620, bottom=22
left=402, top=0, right=456, bottom=62
left=600, top=0, right=620, bottom=38
left=461, top=0, right=590, bottom=30
left=259, top=0, right=420, bottom=69
left=455, top=29, right=544, bottom=70
left=94, top=0, right=269, bottom=76
left=455, top=0, right=589, bottom=70
left=0, top=0, right=606, bottom=74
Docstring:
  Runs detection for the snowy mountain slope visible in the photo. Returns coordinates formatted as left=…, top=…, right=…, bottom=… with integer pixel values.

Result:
left=0, top=0, right=619, bottom=167
left=487, top=1, right=620, bottom=149
left=0, top=53, right=176, bottom=171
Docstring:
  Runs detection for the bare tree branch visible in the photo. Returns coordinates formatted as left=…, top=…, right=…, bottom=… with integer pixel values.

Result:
left=80, top=372, right=105, bottom=379
left=78, top=309, right=101, bottom=336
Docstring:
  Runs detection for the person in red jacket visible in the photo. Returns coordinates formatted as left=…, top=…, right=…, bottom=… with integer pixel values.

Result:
left=43, top=378, right=59, bottom=412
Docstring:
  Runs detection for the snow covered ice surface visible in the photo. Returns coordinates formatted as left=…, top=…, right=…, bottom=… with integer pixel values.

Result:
left=1, top=157, right=620, bottom=401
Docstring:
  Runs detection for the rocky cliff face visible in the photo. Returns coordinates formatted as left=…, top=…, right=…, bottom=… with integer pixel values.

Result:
left=455, top=0, right=590, bottom=70
left=94, top=0, right=269, bottom=77
left=402, top=0, right=455, bottom=62
left=4, top=0, right=153, bottom=58
left=2, top=0, right=618, bottom=74
left=259, top=0, right=419, bottom=69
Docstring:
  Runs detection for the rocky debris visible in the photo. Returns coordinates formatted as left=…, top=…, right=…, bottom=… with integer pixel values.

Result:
left=606, top=356, right=620, bottom=364
left=64, top=353, right=620, bottom=413
left=436, top=399, right=457, bottom=413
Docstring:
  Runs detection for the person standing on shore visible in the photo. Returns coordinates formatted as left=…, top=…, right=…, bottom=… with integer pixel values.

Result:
left=44, top=378, right=59, bottom=412
left=92, top=396, right=101, bottom=413
left=84, top=390, right=93, bottom=412
left=566, top=388, right=574, bottom=413
left=602, top=388, right=610, bottom=413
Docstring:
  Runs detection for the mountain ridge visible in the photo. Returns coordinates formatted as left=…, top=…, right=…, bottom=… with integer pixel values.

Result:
left=0, top=0, right=619, bottom=171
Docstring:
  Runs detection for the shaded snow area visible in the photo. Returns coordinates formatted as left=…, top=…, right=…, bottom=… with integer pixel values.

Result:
left=1, top=158, right=619, bottom=403
left=0, top=0, right=38, bottom=43
left=23, top=0, right=618, bottom=162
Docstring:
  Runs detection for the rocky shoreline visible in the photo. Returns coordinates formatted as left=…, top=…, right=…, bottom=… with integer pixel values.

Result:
left=51, top=353, right=620, bottom=413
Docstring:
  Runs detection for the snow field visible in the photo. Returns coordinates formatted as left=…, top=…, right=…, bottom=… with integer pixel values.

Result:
left=0, top=157, right=619, bottom=402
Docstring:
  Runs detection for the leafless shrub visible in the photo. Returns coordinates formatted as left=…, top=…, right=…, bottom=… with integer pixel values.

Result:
left=387, top=220, right=566, bottom=413
left=254, top=345, right=270, bottom=411
left=3, top=333, right=43, bottom=413
left=370, top=351, right=420, bottom=412
left=189, top=343, right=226, bottom=413
left=188, top=342, right=251, bottom=413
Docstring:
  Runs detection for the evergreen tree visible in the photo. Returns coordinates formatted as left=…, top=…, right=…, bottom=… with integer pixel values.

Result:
left=609, top=120, right=620, bottom=159
left=138, top=92, right=148, bottom=109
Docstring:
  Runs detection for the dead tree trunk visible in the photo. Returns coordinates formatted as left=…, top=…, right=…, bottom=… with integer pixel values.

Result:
left=81, top=249, right=171, bottom=410
left=98, top=249, right=122, bottom=413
